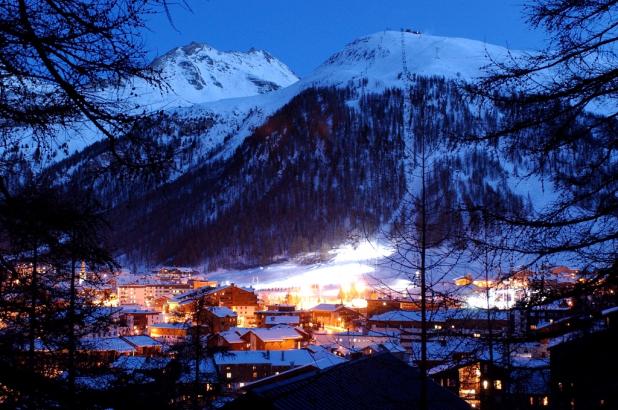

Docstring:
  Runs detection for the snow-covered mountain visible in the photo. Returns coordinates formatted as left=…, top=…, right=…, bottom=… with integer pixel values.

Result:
left=121, top=42, right=298, bottom=110
left=50, top=31, right=541, bottom=268
left=305, top=31, right=517, bottom=87
left=106, top=31, right=522, bottom=178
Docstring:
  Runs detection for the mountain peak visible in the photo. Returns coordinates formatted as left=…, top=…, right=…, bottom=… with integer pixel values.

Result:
left=179, top=41, right=213, bottom=55
left=133, top=42, right=299, bottom=109
left=305, top=30, right=520, bottom=89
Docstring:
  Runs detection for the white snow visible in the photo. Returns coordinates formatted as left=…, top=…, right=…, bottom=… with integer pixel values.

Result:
left=207, top=306, right=237, bottom=318
left=305, top=31, right=524, bottom=89
left=118, top=43, right=299, bottom=110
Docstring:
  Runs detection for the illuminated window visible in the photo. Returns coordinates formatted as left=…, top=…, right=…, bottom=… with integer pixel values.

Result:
left=543, top=396, right=549, bottom=406
left=239, top=383, right=245, bottom=387
left=482, top=380, right=489, bottom=389
left=494, top=380, right=502, bottom=390
left=252, top=372, right=258, bottom=378
left=226, top=372, right=232, bottom=379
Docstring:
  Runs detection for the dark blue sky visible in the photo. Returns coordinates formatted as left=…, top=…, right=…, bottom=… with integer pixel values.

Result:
left=144, top=0, right=547, bottom=76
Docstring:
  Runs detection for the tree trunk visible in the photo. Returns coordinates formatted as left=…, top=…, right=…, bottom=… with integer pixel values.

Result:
left=68, top=258, right=77, bottom=409
left=29, top=247, right=38, bottom=374
left=419, top=118, right=428, bottom=410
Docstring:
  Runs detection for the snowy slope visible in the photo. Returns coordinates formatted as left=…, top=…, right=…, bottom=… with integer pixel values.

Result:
left=53, top=31, right=558, bottom=270
left=154, top=31, right=524, bottom=172
left=33, top=32, right=519, bottom=167
left=1, top=42, right=299, bottom=169
left=122, top=42, right=299, bottom=110
left=304, top=31, right=523, bottom=89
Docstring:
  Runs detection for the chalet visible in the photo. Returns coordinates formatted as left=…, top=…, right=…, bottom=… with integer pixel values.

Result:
left=223, top=353, right=470, bottom=409
left=209, top=328, right=250, bottom=351
left=241, top=326, right=307, bottom=350
left=203, top=306, right=238, bottom=333
left=255, top=304, right=310, bottom=328
left=119, top=307, right=161, bottom=335
left=167, top=283, right=259, bottom=326
left=369, top=309, right=510, bottom=350
left=308, top=303, right=361, bottom=328
left=121, top=335, right=162, bottom=355
left=148, top=322, right=190, bottom=343
left=361, top=341, right=407, bottom=361
left=213, top=348, right=345, bottom=392
left=430, top=359, right=507, bottom=409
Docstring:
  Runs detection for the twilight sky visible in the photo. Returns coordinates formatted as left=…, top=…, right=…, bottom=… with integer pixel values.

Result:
left=144, top=0, right=547, bottom=76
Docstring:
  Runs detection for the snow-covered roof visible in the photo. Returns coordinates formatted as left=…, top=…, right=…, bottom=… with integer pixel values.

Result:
left=413, top=336, right=505, bottom=366
left=602, top=306, right=618, bottom=316
left=370, top=308, right=510, bottom=322
left=217, top=328, right=247, bottom=344
left=247, top=326, right=303, bottom=342
left=81, top=337, right=136, bottom=353
left=178, top=358, right=218, bottom=384
left=213, top=349, right=343, bottom=368
left=370, top=310, right=421, bottom=322
left=120, top=307, right=160, bottom=315
left=208, top=306, right=237, bottom=318
left=309, top=303, right=342, bottom=312
left=171, top=283, right=255, bottom=304
left=112, top=356, right=171, bottom=371
left=215, top=351, right=272, bottom=365
left=265, top=315, right=299, bottom=325
left=123, top=335, right=161, bottom=347
left=373, top=341, right=406, bottom=354
left=150, top=322, right=190, bottom=329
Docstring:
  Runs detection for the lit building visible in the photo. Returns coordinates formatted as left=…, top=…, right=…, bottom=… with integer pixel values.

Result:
left=117, top=282, right=191, bottom=307
left=119, top=307, right=162, bottom=335
left=213, top=348, right=345, bottom=392
left=148, top=322, right=190, bottom=343
left=203, top=306, right=237, bottom=333
left=431, top=360, right=507, bottom=409
left=167, top=283, right=259, bottom=326
left=308, top=303, right=361, bottom=329
left=255, top=304, right=311, bottom=328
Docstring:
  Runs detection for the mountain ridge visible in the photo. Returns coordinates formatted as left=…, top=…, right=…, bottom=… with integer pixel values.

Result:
left=51, top=31, right=539, bottom=268
left=120, top=40, right=299, bottom=111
